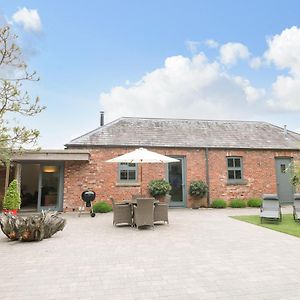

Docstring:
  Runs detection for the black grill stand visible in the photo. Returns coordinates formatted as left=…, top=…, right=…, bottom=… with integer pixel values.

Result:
left=78, top=190, right=96, bottom=217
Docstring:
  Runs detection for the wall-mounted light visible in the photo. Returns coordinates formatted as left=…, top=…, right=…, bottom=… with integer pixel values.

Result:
left=43, top=166, right=58, bottom=173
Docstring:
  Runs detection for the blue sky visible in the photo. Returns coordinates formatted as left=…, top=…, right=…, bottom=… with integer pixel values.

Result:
left=1, top=1, right=300, bottom=148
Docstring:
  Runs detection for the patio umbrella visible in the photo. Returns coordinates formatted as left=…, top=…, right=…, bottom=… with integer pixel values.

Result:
left=106, top=148, right=179, bottom=194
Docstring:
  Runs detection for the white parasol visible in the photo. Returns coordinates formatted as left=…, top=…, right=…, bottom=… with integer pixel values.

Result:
left=106, top=148, right=179, bottom=194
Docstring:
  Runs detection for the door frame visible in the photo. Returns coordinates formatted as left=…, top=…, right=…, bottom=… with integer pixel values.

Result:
left=166, top=156, right=186, bottom=207
left=275, top=157, right=294, bottom=204
left=38, top=162, right=64, bottom=212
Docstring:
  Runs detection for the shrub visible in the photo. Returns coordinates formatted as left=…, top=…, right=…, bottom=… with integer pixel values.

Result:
left=149, top=179, right=171, bottom=197
left=211, top=199, right=227, bottom=208
left=93, top=201, right=112, bottom=213
left=247, top=198, right=262, bottom=207
left=229, top=199, right=246, bottom=208
left=3, top=179, right=21, bottom=210
left=189, top=180, right=208, bottom=198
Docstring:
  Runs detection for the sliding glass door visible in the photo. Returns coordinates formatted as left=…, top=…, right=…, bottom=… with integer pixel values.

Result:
left=38, top=163, right=63, bottom=211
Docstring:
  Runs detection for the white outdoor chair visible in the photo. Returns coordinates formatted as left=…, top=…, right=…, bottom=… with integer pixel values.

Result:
left=260, top=194, right=282, bottom=223
left=293, top=194, right=300, bottom=222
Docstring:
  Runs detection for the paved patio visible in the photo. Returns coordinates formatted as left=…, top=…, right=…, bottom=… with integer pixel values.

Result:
left=1, top=207, right=300, bottom=299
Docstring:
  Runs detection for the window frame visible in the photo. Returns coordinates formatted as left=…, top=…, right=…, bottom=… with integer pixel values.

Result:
left=118, top=162, right=138, bottom=184
left=226, top=156, right=244, bottom=184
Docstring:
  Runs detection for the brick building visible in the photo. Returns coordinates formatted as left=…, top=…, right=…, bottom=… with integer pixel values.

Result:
left=1, top=117, right=300, bottom=211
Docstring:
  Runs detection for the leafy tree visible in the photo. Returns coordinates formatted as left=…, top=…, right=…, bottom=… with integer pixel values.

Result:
left=0, top=25, right=45, bottom=189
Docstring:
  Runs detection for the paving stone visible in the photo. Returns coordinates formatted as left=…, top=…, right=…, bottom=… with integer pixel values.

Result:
left=1, top=207, right=300, bottom=299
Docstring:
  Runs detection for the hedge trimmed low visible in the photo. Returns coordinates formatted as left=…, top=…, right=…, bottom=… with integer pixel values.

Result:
left=211, top=199, right=227, bottom=208
left=93, top=201, right=112, bottom=213
left=229, top=199, right=247, bottom=208
left=247, top=198, right=262, bottom=207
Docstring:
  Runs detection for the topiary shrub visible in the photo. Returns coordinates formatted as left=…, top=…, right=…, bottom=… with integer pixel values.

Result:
left=189, top=180, right=208, bottom=198
left=211, top=199, right=227, bottom=208
left=247, top=198, right=262, bottom=207
left=229, top=199, right=246, bottom=208
left=3, top=179, right=21, bottom=210
left=149, top=179, right=171, bottom=197
left=93, top=201, right=112, bottom=213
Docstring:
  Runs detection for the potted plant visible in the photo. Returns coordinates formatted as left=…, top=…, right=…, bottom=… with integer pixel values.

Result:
left=2, top=179, right=21, bottom=215
left=148, top=179, right=171, bottom=201
left=189, top=180, right=208, bottom=209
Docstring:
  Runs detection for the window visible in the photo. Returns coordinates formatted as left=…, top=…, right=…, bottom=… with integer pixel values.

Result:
left=118, top=163, right=137, bottom=182
left=227, top=157, right=243, bottom=182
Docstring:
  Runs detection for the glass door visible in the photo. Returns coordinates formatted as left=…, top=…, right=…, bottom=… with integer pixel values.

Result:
left=38, top=164, right=63, bottom=211
left=167, top=157, right=186, bottom=207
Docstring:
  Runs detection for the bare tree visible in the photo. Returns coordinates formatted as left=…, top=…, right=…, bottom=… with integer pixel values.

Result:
left=0, top=25, right=45, bottom=189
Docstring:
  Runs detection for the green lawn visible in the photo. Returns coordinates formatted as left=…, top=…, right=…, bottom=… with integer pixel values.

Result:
left=232, top=214, right=300, bottom=237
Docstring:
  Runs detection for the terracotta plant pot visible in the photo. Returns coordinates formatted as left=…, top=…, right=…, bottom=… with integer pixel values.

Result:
left=155, top=194, right=167, bottom=202
left=2, top=209, right=18, bottom=215
left=191, top=197, right=207, bottom=209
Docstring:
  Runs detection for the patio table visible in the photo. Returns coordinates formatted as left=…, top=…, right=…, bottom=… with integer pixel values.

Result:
left=123, top=198, right=159, bottom=205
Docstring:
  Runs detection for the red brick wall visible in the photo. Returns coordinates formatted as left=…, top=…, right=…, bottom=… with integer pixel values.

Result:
left=0, top=165, right=15, bottom=209
left=208, top=149, right=299, bottom=202
left=63, top=147, right=205, bottom=210
left=0, top=167, right=6, bottom=209
left=63, top=147, right=300, bottom=210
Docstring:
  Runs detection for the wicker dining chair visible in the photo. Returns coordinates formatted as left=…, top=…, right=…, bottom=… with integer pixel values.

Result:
left=154, top=194, right=170, bottom=224
left=133, top=198, right=155, bottom=229
left=132, top=194, right=148, bottom=200
left=110, top=197, right=133, bottom=227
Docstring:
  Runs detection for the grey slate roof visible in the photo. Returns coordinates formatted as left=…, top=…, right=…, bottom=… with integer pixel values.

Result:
left=66, top=117, right=300, bottom=150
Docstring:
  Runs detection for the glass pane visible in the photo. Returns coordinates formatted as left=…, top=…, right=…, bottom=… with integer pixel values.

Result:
left=228, top=170, right=235, bottom=179
left=128, top=170, right=136, bottom=180
left=235, top=170, right=242, bottom=179
left=168, top=161, right=183, bottom=203
left=281, top=164, right=286, bottom=173
left=227, top=158, right=234, bottom=167
left=21, top=164, right=39, bottom=210
left=120, top=170, right=128, bottom=180
left=128, top=163, right=136, bottom=168
left=234, top=158, right=241, bottom=168
left=41, top=165, right=60, bottom=207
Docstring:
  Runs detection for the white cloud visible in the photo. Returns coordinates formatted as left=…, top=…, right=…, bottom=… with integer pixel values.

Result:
left=12, top=7, right=41, bottom=32
left=185, top=40, right=200, bottom=54
left=233, top=76, right=265, bottom=103
left=249, top=57, right=262, bottom=69
left=205, top=39, right=219, bottom=48
left=100, top=26, right=300, bottom=122
left=100, top=54, right=263, bottom=122
left=219, top=42, right=250, bottom=65
left=265, top=26, right=300, bottom=75
left=264, top=26, right=300, bottom=111
left=267, top=75, right=300, bottom=111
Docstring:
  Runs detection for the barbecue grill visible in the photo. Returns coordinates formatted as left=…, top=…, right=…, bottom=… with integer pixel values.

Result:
left=78, top=190, right=96, bottom=217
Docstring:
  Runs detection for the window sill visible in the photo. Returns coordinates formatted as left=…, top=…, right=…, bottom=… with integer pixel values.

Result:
left=226, top=180, right=248, bottom=186
left=116, top=182, right=140, bottom=187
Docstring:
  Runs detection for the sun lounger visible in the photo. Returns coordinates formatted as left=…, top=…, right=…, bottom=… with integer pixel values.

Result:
left=260, top=194, right=282, bottom=223
left=293, top=194, right=300, bottom=222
